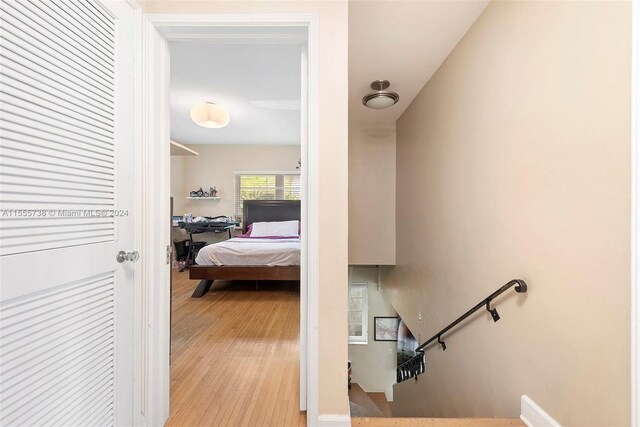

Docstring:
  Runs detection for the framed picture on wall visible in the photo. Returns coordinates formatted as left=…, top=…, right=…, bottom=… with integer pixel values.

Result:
left=374, top=317, right=400, bottom=341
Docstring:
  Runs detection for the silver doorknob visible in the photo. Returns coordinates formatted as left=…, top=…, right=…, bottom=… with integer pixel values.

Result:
left=116, top=250, right=139, bottom=263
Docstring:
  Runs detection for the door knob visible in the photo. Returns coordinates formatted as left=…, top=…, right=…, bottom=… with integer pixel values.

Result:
left=116, top=250, right=139, bottom=263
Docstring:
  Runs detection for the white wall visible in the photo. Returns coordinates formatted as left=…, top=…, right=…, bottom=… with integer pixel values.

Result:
left=348, top=267, right=397, bottom=402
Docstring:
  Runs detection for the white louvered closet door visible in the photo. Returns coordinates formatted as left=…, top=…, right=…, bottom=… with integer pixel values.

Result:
left=0, top=1, right=137, bottom=426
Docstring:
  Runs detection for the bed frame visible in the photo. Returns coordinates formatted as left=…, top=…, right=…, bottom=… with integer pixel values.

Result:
left=189, top=200, right=301, bottom=297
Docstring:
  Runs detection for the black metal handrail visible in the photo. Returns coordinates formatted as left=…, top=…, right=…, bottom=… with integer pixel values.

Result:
left=396, top=279, right=528, bottom=383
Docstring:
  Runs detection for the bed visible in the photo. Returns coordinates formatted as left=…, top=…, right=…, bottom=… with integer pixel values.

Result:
left=188, top=200, right=301, bottom=297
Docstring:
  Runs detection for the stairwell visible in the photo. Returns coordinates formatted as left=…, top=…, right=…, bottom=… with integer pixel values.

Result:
left=348, top=383, right=524, bottom=426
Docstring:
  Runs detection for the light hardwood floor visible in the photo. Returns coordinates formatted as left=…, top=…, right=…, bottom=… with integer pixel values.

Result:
left=167, top=270, right=305, bottom=427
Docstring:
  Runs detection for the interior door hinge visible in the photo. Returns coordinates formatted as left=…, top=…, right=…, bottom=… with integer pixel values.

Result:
left=166, top=244, right=172, bottom=265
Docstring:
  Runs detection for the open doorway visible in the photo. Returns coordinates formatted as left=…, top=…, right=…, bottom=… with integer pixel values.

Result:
left=166, top=30, right=307, bottom=425
left=141, top=16, right=320, bottom=425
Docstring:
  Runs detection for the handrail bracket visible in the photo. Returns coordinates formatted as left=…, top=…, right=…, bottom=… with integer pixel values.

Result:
left=486, top=300, right=500, bottom=322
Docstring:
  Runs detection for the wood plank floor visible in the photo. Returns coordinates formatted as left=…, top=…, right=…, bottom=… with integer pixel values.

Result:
left=167, top=270, right=305, bottom=427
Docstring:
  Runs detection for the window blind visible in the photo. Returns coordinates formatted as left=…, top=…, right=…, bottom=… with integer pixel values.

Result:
left=348, top=283, right=368, bottom=344
left=234, top=172, right=301, bottom=217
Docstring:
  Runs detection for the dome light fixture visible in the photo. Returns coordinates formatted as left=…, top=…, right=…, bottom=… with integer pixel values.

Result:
left=362, top=80, right=399, bottom=110
left=190, top=102, right=230, bottom=128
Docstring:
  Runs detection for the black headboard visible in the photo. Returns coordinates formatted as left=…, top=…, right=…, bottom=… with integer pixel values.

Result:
left=242, top=200, right=301, bottom=233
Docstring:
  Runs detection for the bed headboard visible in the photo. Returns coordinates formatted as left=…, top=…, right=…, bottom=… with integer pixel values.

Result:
left=242, top=200, right=301, bottom=233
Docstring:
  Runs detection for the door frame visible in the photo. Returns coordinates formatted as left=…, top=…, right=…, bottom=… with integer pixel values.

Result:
left=137, top=14, right=320, bottom=427
left=632, top=0, right=639, bottom=425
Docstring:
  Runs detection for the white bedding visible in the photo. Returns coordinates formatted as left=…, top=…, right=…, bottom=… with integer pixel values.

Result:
left=195, top=237, right=301, bottom=266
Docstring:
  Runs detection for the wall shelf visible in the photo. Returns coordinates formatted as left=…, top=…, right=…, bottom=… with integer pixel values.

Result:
left=186, top=197, right=221, bottom=200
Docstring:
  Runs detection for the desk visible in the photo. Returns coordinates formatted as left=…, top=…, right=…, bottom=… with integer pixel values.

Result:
left=177, top=221, right=239, bottom=268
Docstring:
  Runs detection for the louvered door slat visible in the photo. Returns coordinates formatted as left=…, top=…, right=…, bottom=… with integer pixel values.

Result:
left=0, top=216, right=114, bottom=229
left=1, top=183, right=113, bottom=201
left=0, top=178, right=113, bottom=197
left=1, top=139, right=114, bottom=170
left=0, top=59, right=113, bottom=120
left=0, top=82, right=114, bottom=133
left=1, top=142, right=114, bottom=175
left=0, top=111, right=114, bottom=152
left=4, top=1, right=114, bottom=75
left=0, top=25, right=114, bottom=100
left=0, top=156, right=114, bottom=187
left=0, top=4, right=114, bottom=85
left=0, top=165, right=114, bottom=191
left=37, top=0, right=115, bottom=56
left=0, top=42, right=114, bottom=114
left=62, top=0, right=115, bottom=39
left=1, top=91, right=115, bottom=139
left=0, top=121, right=115, bottom=160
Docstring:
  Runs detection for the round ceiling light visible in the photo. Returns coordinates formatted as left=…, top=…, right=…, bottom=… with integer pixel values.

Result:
left=362, top=80, right=399, bottom=110
left=190, top=102, right=230, bottom=128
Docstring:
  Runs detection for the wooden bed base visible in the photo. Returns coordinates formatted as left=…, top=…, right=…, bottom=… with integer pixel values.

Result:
left=188, top=265, right=301, bottom=298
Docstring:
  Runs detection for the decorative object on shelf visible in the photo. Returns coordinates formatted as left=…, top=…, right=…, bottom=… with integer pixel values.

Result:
left=374, top=316, right=400, bottom=341
left=188, top=187, right=222, bottom=199
left=190, top=102, right=230, bottom=128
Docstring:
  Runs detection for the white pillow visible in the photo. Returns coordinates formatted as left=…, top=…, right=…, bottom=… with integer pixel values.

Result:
left=250, top=220, right=299, bottom=237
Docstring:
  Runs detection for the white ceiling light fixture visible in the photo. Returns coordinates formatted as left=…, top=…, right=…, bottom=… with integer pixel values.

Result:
left=190, top=102, right=231, bottom=128
left=362, top=80, right=399, bottom=110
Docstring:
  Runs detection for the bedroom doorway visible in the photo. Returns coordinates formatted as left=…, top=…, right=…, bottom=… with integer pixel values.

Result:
left=144, top=19, right=316, bottom=426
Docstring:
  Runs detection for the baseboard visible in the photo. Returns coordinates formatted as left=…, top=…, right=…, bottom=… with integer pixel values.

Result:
left=521, top=395, right=561, bottom=427
left=317, top=414, right=351, bottom=427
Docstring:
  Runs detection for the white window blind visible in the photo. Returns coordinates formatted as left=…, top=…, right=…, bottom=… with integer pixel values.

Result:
left=234, top=172, right=301, bottom=217
left=348, top=283, right=368, bottom=344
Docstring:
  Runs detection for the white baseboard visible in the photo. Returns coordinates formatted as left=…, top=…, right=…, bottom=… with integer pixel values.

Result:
left=317, top=414, right=351, bottom=427
left=521, top=395, right=561, bottom=427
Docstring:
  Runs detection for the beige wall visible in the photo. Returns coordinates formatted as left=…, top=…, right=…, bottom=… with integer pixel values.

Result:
left=349, top=123, right=396, bottom=265
left=348, top=267, right=397, bottom=401
left=176, top=144, right=300, bottom=217
left=386, top=1, right=631, bottom=426
left=171, top=144, right=299, bottom=245
left=143, top=0, right=349, bottom=416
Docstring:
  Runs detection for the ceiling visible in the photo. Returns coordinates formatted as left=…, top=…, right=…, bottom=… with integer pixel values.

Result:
left=170, top=41, right=302, bottom=145
left=169, top=3, right=489, bottom=144
left=349, top=0, right=489, bottom=125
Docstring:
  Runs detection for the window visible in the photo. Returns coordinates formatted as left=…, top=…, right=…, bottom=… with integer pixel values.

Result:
left=348, top=283, right=368, bottom=344
left=234, top=172, right=301, bottom=218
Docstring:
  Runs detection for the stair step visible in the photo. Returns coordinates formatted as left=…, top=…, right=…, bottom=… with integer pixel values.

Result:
left=350, top=401, right=382, bottom=418
left=351, top=417, right=525, bottom=427
left=348, top=384, right=384, bottom=417
left=366, top=392, right=392, bottom=417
